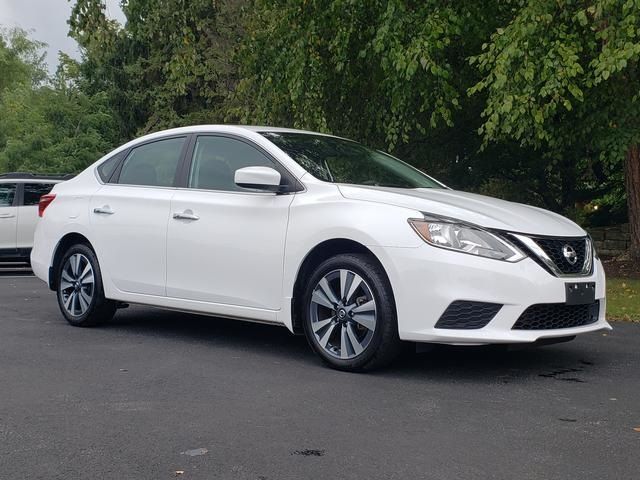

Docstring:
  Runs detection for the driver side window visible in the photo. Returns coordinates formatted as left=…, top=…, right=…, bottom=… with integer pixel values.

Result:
left=188, top=136, right=277, bottom=192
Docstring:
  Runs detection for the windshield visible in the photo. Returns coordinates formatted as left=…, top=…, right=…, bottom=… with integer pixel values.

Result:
left=261, top=132, right=443, bottom=189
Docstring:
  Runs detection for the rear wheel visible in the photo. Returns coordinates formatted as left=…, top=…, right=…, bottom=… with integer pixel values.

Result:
left=56, top=244, right=116, bottom=327
left=302, top=253, right=403, bottom=371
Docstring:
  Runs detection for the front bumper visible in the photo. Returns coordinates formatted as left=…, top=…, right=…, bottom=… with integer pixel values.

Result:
left=370, top=244, right=610, bottom=344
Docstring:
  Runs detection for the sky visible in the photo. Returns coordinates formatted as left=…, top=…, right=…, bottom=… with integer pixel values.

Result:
left=0, top=0, right=126, bottom=71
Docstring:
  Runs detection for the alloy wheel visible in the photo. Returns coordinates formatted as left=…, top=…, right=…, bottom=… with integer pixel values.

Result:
left=309, top=269, right=377, bottom=359
left=60, top=253, right=95, bottom=317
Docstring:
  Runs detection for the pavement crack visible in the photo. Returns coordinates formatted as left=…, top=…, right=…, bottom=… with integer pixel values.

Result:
left=292, top=449, right=325, bottom=457
left=538, top=366, right=587, bottom=383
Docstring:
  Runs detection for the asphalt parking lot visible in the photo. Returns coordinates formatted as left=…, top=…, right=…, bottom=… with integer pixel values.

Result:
left=1, top=274, right=639, bottom=480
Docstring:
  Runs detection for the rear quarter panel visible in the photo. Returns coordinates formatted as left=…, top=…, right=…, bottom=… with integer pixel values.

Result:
left=31, top=174, right=101, bottom=286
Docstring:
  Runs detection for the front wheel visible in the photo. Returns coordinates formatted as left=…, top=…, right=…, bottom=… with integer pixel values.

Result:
left=302, top=253, right=403, bottom=371
left=56, top=244, right=116, bottom=327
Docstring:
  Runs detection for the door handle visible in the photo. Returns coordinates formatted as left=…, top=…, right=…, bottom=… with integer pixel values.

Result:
left=172, top=211, right=199, bottom=221
left=0, top=213, right=15, bottom=219
left=93, top=206, right=115, bottom=215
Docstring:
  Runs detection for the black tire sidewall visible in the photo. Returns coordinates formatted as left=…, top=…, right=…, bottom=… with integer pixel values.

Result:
left=302, top=253, right=398, bottom=371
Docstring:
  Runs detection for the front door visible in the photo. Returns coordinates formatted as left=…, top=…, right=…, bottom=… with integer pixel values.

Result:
left=90, top=136, right=187, bottom=296
left=166, top=135, right=294, bottom=310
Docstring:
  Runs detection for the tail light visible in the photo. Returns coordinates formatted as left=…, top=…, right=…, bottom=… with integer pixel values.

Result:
left=38, top=194, right=56, bottom=217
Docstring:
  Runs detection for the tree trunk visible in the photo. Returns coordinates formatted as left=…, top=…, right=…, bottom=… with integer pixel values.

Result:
left=560, top=156, right=577, bottom=212
left=625, top=144, right=640, bottom=261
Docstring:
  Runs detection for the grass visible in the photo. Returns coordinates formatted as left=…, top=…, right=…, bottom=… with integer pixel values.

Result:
left=607, top=278, right=640, bottom=322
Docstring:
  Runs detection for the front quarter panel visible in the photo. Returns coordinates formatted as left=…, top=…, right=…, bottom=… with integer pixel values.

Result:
left=280, top=177, right=422, bottom=329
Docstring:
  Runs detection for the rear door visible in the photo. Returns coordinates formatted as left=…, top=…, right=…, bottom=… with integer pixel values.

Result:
left=17, top=182, right=56, bottom=249
left=90, top=136, right=188, bottom=296
left=0, top=183, right=18, bottom=251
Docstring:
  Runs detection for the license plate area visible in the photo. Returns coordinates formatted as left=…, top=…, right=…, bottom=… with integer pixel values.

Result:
left=565, top=282, right=596, bottom=305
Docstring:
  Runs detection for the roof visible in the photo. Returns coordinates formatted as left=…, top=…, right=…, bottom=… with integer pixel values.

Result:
left=121, top=125, right=346, bottom=148
left=239, top=125, right=340, bottom=137
left=0, top=172, right=74, bottom=181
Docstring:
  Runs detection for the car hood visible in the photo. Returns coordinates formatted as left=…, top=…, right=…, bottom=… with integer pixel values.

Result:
left=337, top=185, right=585, bottom=237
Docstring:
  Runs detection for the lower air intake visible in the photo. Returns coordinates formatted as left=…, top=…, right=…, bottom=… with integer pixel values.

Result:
left=512, top=301, right=600, bottom=330
left=435, top=301, right=502, bottom=330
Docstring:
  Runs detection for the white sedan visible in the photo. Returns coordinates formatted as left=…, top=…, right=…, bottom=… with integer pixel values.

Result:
left=31, top=125, right=610, bottom=371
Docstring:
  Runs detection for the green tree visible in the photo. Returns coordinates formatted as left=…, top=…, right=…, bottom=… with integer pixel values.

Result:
left=233, top=0, right=605, bottom=214
left=235, top=1, right=507, bottom=148
left=469, top=0, right=640, bottom=259
left=0, top=28, right=118, bottom=174
left=69, top=0, right=241, bottom=138
left=0, top=27, right=47, bottom=91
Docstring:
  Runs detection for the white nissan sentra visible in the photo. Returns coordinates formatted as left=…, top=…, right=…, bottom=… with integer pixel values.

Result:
left=31, top=125, right=610, bottom=371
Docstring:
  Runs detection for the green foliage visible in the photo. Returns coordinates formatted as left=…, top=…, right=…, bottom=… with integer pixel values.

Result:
left=0, top=0, right=637, bottom=244
left=469, top=0, right=640, bottom=172
left=0, top=85, right=118, bottom=173
left=0, top=29, right=118, bottom=174
left=0, top=27, right=48, bottom=91
left=235, top=0, right=508, bottom=150
left=468, top=0, right=640, bottom=233
left=235, top=0, right=625, bottom=217
left=69, top=0, right=242, bottom=137
left=233, top=0, right=546, bottom=207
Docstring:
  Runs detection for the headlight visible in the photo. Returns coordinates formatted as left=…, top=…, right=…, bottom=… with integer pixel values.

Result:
left=588, top=234, right=599, bottom=260
left=408, top=215, right=525, bottom=262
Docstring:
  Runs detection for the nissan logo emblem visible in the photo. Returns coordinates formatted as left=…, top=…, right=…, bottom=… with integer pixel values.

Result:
left=562, top=245, right=578, bottom=265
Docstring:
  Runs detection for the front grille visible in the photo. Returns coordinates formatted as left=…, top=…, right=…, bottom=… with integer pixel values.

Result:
left=535, top=237, right=587, bottom=275
left=435, top=301, right=502, bottom=329
left=507, top=234, right=592, bottom=277
left=507, top=235, right=551, bottom=273
left=512, top=301, right=600, bottom=330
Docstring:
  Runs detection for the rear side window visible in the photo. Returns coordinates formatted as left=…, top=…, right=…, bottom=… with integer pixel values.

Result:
left=118, top=137, right=185, bottom=187
left=23, top=183, right=55, bottom=206
left=0, top=183, right=16, bottom=207
left=97, top=150, right=126, bottom=183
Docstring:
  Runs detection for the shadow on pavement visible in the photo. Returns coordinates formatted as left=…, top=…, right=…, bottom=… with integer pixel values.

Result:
left=103, top=305, right=603, bottom=383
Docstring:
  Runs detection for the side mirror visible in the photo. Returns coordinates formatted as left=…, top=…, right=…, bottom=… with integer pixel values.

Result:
left=234, top=166, right=283, bottom=192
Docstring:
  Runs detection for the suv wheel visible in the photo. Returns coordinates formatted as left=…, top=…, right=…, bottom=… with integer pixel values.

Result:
left=302, top=253, right=403, bottom=371
left=56, top=244, right=116, bottom=327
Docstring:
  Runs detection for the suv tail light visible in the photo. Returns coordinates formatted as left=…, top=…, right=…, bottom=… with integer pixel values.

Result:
left=38, top=194, right=56, bottom=217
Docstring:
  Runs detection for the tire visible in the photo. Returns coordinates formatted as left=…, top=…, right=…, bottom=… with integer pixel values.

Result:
left=56, top=243, right=116, bottom=327
left=302, top=253, right=403, bottom=371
